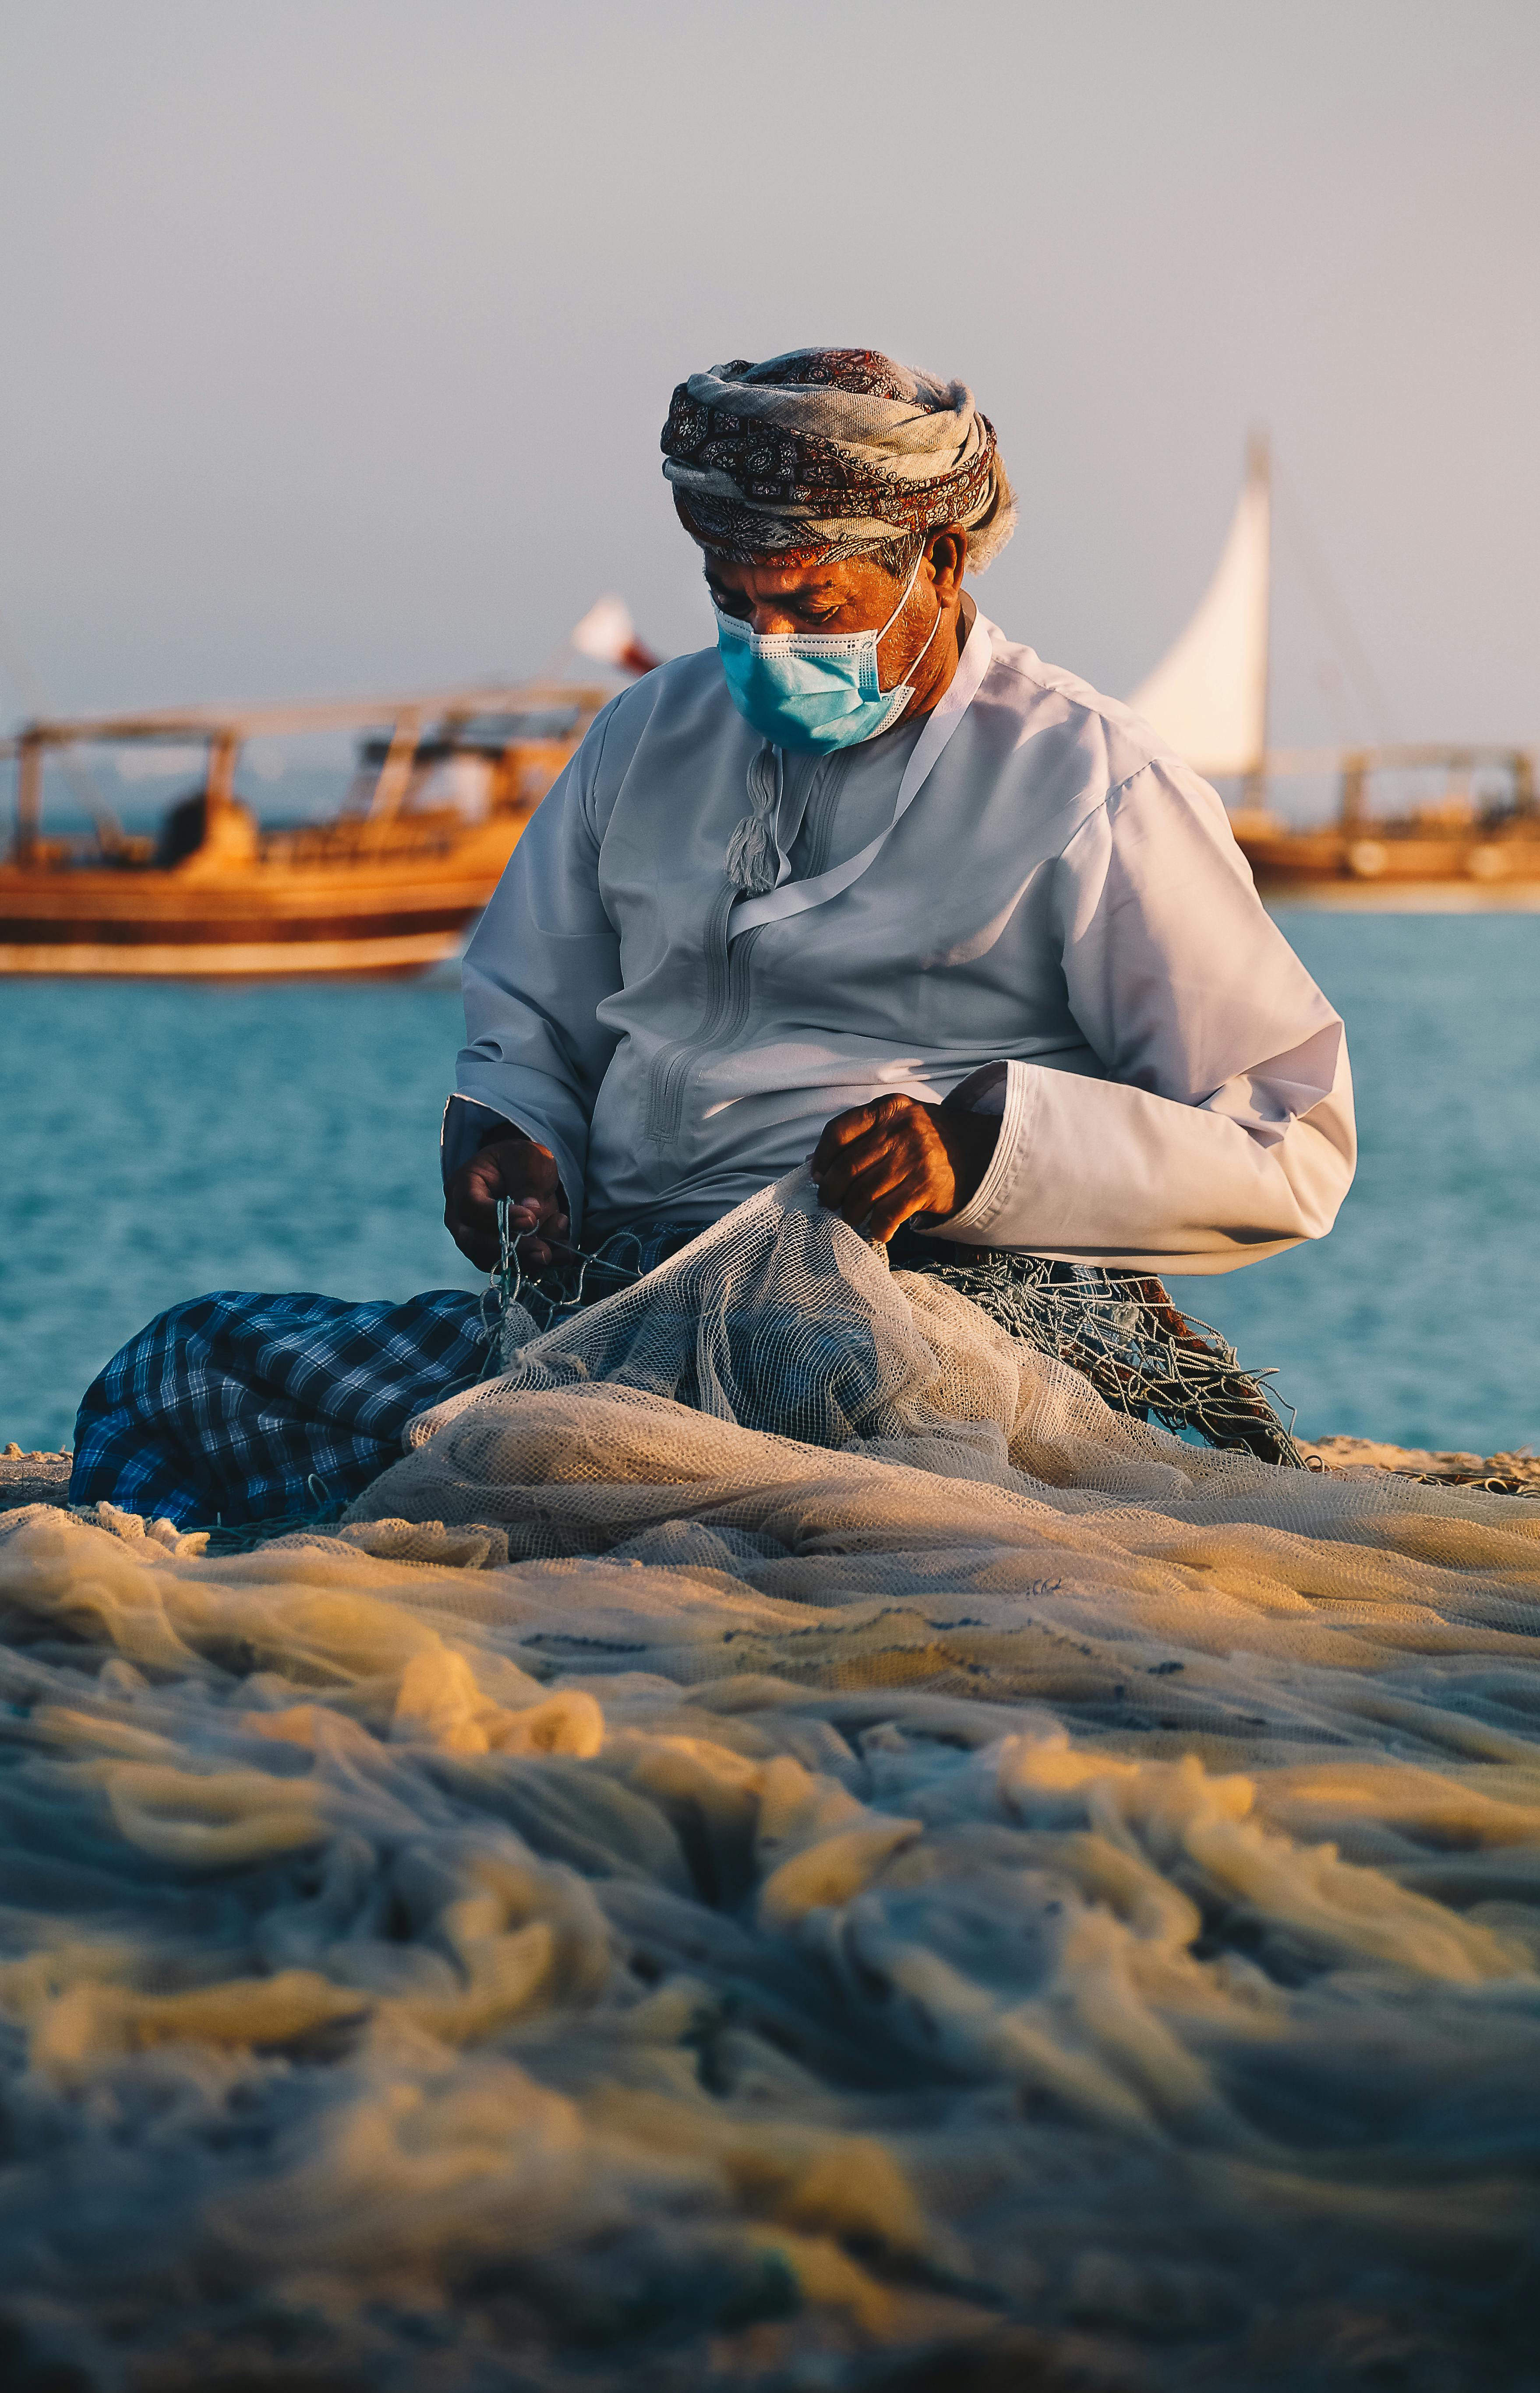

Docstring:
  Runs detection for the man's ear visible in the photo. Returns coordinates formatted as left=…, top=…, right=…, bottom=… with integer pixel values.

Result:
left=925, top=528, right=969, bottom=603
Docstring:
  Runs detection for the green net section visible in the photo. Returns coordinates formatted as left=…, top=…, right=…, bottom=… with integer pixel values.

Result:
left=898, top=1247, right=1303, bottom=1466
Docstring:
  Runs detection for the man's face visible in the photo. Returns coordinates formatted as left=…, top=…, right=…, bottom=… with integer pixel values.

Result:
left=702, top=550, right=909, bottom=638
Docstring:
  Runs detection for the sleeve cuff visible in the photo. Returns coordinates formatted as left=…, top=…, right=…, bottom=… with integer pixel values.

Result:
left=440, top=1095, right=518, bottom=1190
left=927, top=1060, right=1037, bottom=1240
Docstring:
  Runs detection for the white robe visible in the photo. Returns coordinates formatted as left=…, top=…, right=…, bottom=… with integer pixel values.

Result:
left=455, top=613, right=1354, bottom=1274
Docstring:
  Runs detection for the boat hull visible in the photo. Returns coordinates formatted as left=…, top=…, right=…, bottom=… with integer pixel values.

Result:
left=0, top=815, right=528, bottom=978
left=1237, top=827, right=1540, bottom=905
left=0, top=930, right=466, bottom=977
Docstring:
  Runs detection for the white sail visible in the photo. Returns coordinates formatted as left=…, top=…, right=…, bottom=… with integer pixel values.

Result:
left=1127, top=440, right=1270, bottom=779
left=569, top=594, right=638, bottom=666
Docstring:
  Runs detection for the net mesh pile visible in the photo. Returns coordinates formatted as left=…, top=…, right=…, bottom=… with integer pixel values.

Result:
left=484, top=1194, right=1304, bottom=1465
left=1, top=1171, right=1538, bottom=2392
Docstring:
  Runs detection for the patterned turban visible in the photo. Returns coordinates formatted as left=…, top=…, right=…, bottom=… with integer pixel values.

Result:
left=661, top=348, right=1017, bottom=570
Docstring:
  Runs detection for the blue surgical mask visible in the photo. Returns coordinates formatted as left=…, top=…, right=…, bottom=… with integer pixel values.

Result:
left=714, top=548, right=943, bottom=752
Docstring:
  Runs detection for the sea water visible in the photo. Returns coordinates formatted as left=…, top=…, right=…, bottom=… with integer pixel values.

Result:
left=0, top=911, right=1535, bottom=1458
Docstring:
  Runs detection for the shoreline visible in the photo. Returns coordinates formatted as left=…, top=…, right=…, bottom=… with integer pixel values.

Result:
left=7, top=1434, right=1537, bottom=1520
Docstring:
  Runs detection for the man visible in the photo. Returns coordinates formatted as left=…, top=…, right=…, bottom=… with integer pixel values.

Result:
left=73, top=350, right=1353, bottom=1525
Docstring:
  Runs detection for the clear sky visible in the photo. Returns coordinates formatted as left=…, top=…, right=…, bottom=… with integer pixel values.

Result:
left=1, top=0, right=1535, bottom=752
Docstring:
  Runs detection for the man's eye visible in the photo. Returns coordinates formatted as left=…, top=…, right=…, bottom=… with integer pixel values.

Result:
left=710, top=589, right=753, bottom=618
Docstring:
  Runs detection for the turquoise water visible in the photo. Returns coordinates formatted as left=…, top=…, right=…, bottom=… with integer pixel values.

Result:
left=1, top=913, right=1535, bottom=1457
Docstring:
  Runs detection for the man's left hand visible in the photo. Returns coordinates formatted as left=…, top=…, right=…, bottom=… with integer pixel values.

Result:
left=809, top=1093, right=997, bottom=1243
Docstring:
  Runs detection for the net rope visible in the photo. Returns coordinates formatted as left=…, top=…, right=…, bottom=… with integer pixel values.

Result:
left=481, top=1177, right=1304, bottom=1463
left=1, top=1170, right=1537, bottom=2389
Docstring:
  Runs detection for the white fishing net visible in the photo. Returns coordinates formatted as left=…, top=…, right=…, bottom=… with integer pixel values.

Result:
left=1, top=1171, right=1538, bottom=2391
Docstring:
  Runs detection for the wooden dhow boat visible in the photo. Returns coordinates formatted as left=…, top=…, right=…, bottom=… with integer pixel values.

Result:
left=0, top=601, right=655, bottom=977
left=1127, top=439, right=1540, bottom=900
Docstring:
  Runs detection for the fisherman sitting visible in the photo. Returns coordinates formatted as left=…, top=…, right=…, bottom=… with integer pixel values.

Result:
left=72, top=349, right=1355, bottom=1527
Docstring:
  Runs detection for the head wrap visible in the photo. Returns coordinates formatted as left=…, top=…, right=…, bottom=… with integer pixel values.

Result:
left=661, top=348, right=1016, bottom=570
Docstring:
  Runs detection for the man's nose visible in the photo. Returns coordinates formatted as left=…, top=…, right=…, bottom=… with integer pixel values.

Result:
left=750, top=604, right=803, bottom=636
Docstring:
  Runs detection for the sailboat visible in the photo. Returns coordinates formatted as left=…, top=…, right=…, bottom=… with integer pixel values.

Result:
left=1126, top=443, right=1538, bottom=899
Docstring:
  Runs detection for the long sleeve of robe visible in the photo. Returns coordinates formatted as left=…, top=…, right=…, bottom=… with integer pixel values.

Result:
left=455, top=616, right=1354, bottom=1274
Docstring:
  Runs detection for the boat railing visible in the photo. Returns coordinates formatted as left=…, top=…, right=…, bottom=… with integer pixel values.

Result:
left=1255, top=743, right=1535, bottom=831
left=2, top=679, right=618, bottom=867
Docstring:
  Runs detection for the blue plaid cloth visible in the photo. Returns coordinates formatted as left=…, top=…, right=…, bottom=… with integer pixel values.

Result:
left=71, top=1289, right=494, bottom=1528
left=70, top=1224, right=706, bottom=1531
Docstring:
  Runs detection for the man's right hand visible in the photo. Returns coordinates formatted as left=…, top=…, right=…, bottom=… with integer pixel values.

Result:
left=445, top=1137, right=570, bottom=1272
